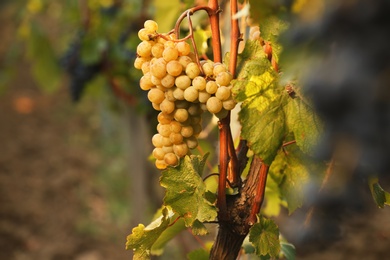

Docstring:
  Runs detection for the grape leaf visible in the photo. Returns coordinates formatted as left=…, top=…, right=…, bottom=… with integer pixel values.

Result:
left=285, top=93, right=323, bottom=156
left=191, top=219, right=209, bottom=236
left=150, top=215, right=186, bottom=255
left=126, top=207, right=173, bottom=259
left=249, top=215, right=280, bottom=258
left=232, top=40, right=288, bottom=165
left=160, top=154, right=217, bottom=226
left=272, top=146, right=312, bottom=214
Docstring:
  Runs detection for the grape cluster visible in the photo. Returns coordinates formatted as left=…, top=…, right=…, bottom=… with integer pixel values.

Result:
left=134, top=20, right=237, bottom=169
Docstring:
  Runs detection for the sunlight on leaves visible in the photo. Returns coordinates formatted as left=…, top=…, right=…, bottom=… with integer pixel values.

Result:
left=232, top=40, right=288, bottom=165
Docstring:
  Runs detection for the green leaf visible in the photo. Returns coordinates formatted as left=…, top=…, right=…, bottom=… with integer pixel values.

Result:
left=126, top=207, right=173, bottom=259
left=249, top=215, right=280, bottom=258
left=151, top=216, right=186, bottom=255
left=232, top=40, right=288, bottom=165
left=280, top=241, right=296, bottom=260
left=369, top=177, right=390, bottom=208
left=271, top=146, right=310, bottom=214
left=191, top=219, right=209, bottom=236
left=187, top=248, right=209, bottom=260
left=285, top=93, right=323, bottom=156
left=160, top=154, right=217, bottom=226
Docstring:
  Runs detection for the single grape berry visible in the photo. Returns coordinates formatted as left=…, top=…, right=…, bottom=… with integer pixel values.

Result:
left=144, top=20, right=158, bottom=32
left=206, top=96, right=223, bottom=114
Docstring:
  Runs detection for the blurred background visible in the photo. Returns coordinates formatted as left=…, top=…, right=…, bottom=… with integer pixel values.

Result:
left=0, top=0, right=389, bottom=259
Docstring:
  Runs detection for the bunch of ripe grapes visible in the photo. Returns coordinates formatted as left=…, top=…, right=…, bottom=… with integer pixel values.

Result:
left=134, top=20, right=237, bottom=169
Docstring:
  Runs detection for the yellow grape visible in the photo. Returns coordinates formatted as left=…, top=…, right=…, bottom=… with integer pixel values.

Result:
left=155, top=159, right=167, bottom=170
left=185, top=62, right=201, bottom=79
left=163, top=46, right=179, bottom=62
left=148, top=88, right=165, bottom=104
left=215, top=71, right=233, bottom=86
left=198, top=90, right=211, bottom=103
left=173, top=108, right=189, bottom=122
left=161, top=74, right=175, bottom=88
left=175, top=75, right=191, bottom=90
left=206, top=96, right=223, bottom=114
left=178, top=55, right=193, bottom=69
left=136, top=41, right=152, bottom=57
left=173, top=143, right=189, bottom=158
left=192, top=76, right=206, bottom=91
left=213, top=63, right=227, bottom=75
left=150, top=58, right=167, bottom=78
left=138, top=28, right=150, bottom=41
left=169, top=132, right=183, bottom=145
left=152, top=133, right=164, bottom=148
left=153, top=147, right=165, bottom=160
left=205, top=80, right=218, bottom=94
left=144, top=20, right=158, bottom=32
left=223, top=97, right=237, bottom=111
left=157, top=123, right=171, bottom=137
left=160, top=98, right=175, bottom=114
left=173, top=87, right=185, bottom=100
left=170, top=121, right=182, bottom=133
left=180, top=125, right=194, bottom=138
left=166, top=60, right=183, bottom=76
left=215, top=86, right=231, bottom=101
left=202, top=61, right=214, bottom=77
left=157, top=112, right=174, bottom=124
left=184, top=86, right=199, bottom=102
left=176, top=41, right=191, bottom=56
left=164, top=152, right=179, bottom=166
left=151, top=43, right=164, bottom=58
left=139, top=73, right=154, bottom=91
left=185, top=136, right=198, bottom=149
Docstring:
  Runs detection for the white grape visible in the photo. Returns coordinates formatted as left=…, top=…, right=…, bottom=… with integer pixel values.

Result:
left=173, top=108, right=189, bottom=122
left=160, top=98, right=175, bottom=114
left=184, top=86, right=199, bottom=102
left=175, top=75, right=191, bottom=90
left=166, top=60, right=183, bottom=77
left=215, top=86, right=231, bottom=101
left=151, top=43, right=164, bottom=58
left=205, top=80, right=218, bottom=94
left=152, top=133, right=164, bottom=148
left=163, top=46, right=179, bottom=62
left=186, top=62, right=201, bottom=79
left=176, top=41, right=191, bottom=56
left=192, top=76, right=206, bottom=90
left=173, top=143, right=188, bottom=157
left=206, top=96, right=223, bottom=114
left=148, top=88, right=165, bottom=104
